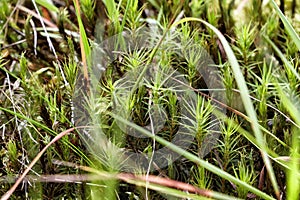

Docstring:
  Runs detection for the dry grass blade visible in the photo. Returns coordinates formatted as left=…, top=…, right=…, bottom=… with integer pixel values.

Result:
left=73, top=0, right=91, bottom=91
left=0, top=126, right=87, bottom=200
left=52, top=160, right=230, bottom=199
left=112, top=114, right=275, bottom=200
left=16, top=5, right=57, bottom=28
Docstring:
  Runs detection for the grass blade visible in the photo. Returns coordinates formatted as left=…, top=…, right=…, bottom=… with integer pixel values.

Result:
left=112, top=113, right=275, bottom=200
left=270, top=0, right=300, bottom=51
left=0, top=127, right=80, bottom=200
left=264, top=36, right=300, bottom=80
left=73, top=0, right=91, bottom=89
left=275, top=84, right=300, bottom=200
left=35, top=0, right=59, bottom=13
left=171, top=17, right=280, bottom=199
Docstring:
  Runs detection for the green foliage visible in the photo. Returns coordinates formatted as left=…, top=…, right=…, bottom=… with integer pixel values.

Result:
left=0, top=0, right=11, bottom=27
left=36, top=0, right=59, bottom=12
left=7, top=140, right=18, bottom=163
left=1, top=0, right=300, bottom=199
left=233, top=152, right=257, bottom=199
left=80, top=0, right=96, bottom=23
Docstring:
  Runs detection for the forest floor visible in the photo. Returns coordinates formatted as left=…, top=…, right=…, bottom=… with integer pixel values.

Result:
left=0, top=0, right=300, bottom=199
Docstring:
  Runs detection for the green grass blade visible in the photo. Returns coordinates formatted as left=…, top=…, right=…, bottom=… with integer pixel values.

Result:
left=171, top=17, right=280, bottom=199
left=112, top=113, right=275, bottom=200
left=275, top=84, right=300, bottom=200
left=36, top=0, right=59, bottom=13
left=264, top=36, right=300, bottom=80
left=73, top=0, right=91, bottom=66
left=270, top=0, right=300, bottom=51
left=125, top=179, right=244, bottom=200
left=102, top=0, right=121, bottom=32
left=0, top=106, right=92, bottom=166
left=286, top=127, right=300, bottom=200
left=275, top=84, right=300, bottom=127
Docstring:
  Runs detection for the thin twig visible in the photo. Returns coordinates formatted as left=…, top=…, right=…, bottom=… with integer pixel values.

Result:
left=16, top=5, right=57, bottom=28
left=52, top=160, right=213, bottom=198
left=31, top=0, right=69, bottom=87
left=29, top=19, right=37, bottom=55
left=5, top=71, right=26, bottom=175
left=0, top=172, right=213, bottom=198
left=0, top=39, right=26, bottom=50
